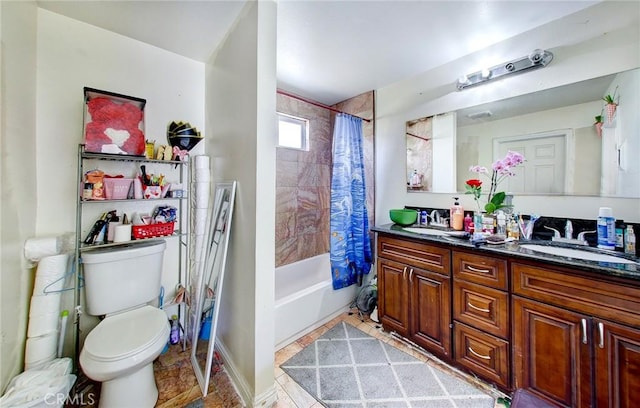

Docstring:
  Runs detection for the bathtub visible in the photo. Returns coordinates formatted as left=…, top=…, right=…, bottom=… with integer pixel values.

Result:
left=275, top=253, right=357, bottom=349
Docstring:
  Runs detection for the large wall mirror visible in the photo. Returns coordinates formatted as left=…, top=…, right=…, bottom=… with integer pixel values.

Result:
left=190, top=181, right=236, bottom=396
left=406, top=67, right=640, bottom=198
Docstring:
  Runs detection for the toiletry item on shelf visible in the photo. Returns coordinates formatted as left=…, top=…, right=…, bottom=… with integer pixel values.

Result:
left=450, top=197, right=463, bottom=230
left=496, top=211, right=506, bottom=236
left=507, top=216, right=520, bottom=240
left=463, top=213, right=472, bottom=232
left=625, top=225, right=636, bottom=255
left=420, top=210, right=428, bottom=225
left=170, top=315, right=180, bottom=345
left=597, top=207, right=616, bottom=250
left=615, top=220, right=625, bottom=251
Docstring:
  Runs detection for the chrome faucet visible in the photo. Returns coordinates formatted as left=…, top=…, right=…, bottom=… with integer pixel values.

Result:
left=546, top=220, right=595, bottom=245
left=429, top=210, right=448, bottom=227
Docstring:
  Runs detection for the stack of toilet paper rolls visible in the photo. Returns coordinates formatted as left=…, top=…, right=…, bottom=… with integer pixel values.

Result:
left=189, top=155, right=211, bottom=340
left=25, top=253, right=69, bottom=370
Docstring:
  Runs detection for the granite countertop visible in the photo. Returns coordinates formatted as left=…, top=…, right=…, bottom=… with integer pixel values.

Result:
left=372, top=223, right=640, bottom=282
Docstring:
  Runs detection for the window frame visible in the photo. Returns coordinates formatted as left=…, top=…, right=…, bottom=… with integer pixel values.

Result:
left=277, top=112, right=309, bottom=151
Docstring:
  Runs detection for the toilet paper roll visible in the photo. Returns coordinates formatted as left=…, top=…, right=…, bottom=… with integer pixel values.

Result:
left=25, top=334, right=57, bottom=367
left=28, top=312, right=59, bottom=337
left=113, top=224, right=132, bottom=243
left=29, top=293, right=62, bottom=317
left=24, top=237, right=60, bottom=263
left=193, top=155, right=210, bottom=169
left=194, top=168, right=211, bottom=182
left=107, top=222, right=122, bottom=242
left=33, top=255, right=69, bottom=295
left=192, top=191, right=210, bottom=209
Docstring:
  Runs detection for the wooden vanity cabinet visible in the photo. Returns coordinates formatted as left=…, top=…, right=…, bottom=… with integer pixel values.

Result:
left=452, top=250, right=510, bottom=389
left=512, top=262, right=640, bottom=407
left=377, top=234, right=452, bottom=360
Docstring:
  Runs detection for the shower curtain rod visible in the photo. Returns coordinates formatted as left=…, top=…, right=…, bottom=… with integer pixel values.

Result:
left=406, top=132, right=430, bottom=142
left=277, top=89, right=372, bottom=123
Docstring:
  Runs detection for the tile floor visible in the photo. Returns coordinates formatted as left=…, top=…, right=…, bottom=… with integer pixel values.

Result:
left=71, top=310, right=506, bottom=407
left=274, top=312, right=507, bottom=408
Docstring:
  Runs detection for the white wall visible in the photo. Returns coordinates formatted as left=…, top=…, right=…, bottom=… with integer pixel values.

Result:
left=376, top=3, right=640, bottom=224
left=205, top=1, right=277, bottom=406
left=0, top=0, right=38, bottom=393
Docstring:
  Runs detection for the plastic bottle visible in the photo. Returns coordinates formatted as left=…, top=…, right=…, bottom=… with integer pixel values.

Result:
left=615, top=220, right=625, bottom=251
left=450, top=197, right=463, bottom=229
left=597, top=207, right=616, bottom=250
left=463, top=213, right=473, bottom=232
left=170, top=315, right=180, bottom=345
left=496, top=211, right=506, bottom=236
left=625, top=226, right=636, bottom=255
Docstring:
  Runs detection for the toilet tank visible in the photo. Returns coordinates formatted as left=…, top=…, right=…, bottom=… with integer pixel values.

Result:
left=81, top=240, right=166, bottom=316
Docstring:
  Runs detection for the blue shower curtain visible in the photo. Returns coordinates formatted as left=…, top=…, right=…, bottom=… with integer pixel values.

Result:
left=330, top=113, right=372, bottom=290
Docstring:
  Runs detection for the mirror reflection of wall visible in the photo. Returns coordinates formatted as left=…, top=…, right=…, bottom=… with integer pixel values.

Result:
left=407, top=68, right=640, bottom=198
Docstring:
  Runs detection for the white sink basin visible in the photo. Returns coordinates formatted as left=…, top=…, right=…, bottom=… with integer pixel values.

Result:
left=403, top=227, right=448, bottom=236
left=521, top=244, right=637, bottom=264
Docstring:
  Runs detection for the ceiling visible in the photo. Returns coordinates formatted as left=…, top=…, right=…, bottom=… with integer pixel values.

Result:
left=38, top=0, right=600, bottom=105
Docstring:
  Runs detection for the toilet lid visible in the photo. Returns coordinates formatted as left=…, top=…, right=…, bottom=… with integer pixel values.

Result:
left=83, top=305, right=169, bottom=362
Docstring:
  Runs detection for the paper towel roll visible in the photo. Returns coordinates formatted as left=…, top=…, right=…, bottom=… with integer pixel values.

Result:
left=113, top=224, right=132, bottom=243
left=193, top=155, right=210, bottom=169
left=24, top=237, right=60, bottom=262
left=33, top=255, right=69, bottom=295
left=194, top=168, right=211, bottom=182
left=193, top=181, right=210, bottom=198
left=192, top=190, right=210, bottom=209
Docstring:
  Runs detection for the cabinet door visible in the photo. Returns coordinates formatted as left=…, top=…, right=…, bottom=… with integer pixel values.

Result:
left=594, top=319, right=640, bottom=407
left=410, top=267, right=451, bottom=360
left=378, top=258, right=410, bottom=338
left=513, top=296, right=592, bottom=408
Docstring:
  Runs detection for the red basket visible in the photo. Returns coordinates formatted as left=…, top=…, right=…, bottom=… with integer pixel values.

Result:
left=132, top=222, right=175, bottom=239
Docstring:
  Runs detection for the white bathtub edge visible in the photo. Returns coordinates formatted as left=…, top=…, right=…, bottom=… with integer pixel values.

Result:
left=275, top=305, right=352, bottom=351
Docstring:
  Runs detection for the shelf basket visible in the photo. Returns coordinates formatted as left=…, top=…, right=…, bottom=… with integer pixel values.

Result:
left=132, top=222, right=175, bottom=239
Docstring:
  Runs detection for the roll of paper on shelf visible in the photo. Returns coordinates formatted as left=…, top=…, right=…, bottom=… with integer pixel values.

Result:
left=57, top=310, right=69, bottom=358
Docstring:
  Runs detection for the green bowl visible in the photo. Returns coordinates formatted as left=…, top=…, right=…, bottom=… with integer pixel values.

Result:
left=389, top=209, right=418, bottom=226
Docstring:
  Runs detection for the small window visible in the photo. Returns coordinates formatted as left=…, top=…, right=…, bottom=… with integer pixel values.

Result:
left=278, top=113, right=308, bottom=150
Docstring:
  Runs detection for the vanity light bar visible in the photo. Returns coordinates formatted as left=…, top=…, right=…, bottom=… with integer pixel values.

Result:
left=456, top=49, right=553, bottom=91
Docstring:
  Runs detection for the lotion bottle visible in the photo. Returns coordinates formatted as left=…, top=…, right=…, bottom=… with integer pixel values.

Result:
left=625, top=225, right=636, bottom=255
left=450, top=197, right=463, bottom=229
left=597, top=207, right=616, bottom=250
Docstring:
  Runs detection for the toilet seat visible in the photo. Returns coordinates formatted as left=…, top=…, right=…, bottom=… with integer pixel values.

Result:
left=83, top=305, right=168, bottom=362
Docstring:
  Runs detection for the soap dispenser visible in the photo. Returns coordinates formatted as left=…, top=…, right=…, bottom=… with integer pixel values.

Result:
left=450, top=197, right=464, bottom=230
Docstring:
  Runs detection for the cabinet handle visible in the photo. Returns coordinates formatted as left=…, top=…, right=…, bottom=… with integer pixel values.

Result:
left=466, top=265, right=491, bottom=274
left=581, top=318, right=588, bottom=344
left=402, top=266, right=407, bottom=281
left=598, top=322, right=604, bottom=349
left=467, top=302, right=490, bottom=313
left=468, top=346, right=491, bottom=360
left=409, top=268, right=414, bottom=282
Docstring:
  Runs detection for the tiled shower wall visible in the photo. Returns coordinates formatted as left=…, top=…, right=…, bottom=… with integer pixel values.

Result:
left=275, top=91, right=375, bottom=268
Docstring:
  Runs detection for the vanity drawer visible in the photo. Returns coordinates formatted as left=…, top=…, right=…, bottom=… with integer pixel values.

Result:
left=454, top=280, right=509, bottom=339
left=453, top=251, right=507, bottom=290
left=512, top=262, right=640, bottom=328
left=378, top=235, right=450, bottom=276
left=454, top=322, right=510, bottom=389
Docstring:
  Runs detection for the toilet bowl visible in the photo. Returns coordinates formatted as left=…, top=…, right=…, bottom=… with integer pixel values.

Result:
left=78, top=240, right=168, bottom=408
left=80, top=306, right=169, bottom=408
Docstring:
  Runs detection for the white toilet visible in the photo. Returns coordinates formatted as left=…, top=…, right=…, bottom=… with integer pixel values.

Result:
left=79, top=240, right=170, bottom=408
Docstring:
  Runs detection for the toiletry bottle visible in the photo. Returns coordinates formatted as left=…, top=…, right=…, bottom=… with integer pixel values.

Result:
left=625, top=226, right=636, bottom=255
left=496, top=211, right=506, bottom=236
left=170, top=315, right=180, bottom=345
left=597, top=207, right=616, bottom=250
left=463, top=213, right=472, bottom=232
left=452, top=207, right=464, bottom=231
left=615, top=220, right=625, bottom=251
left=420, top=210, right=428, bottom=225
left=450, top=197, right=463, bottom=230
left=507, top=216, right=520, bottom=240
